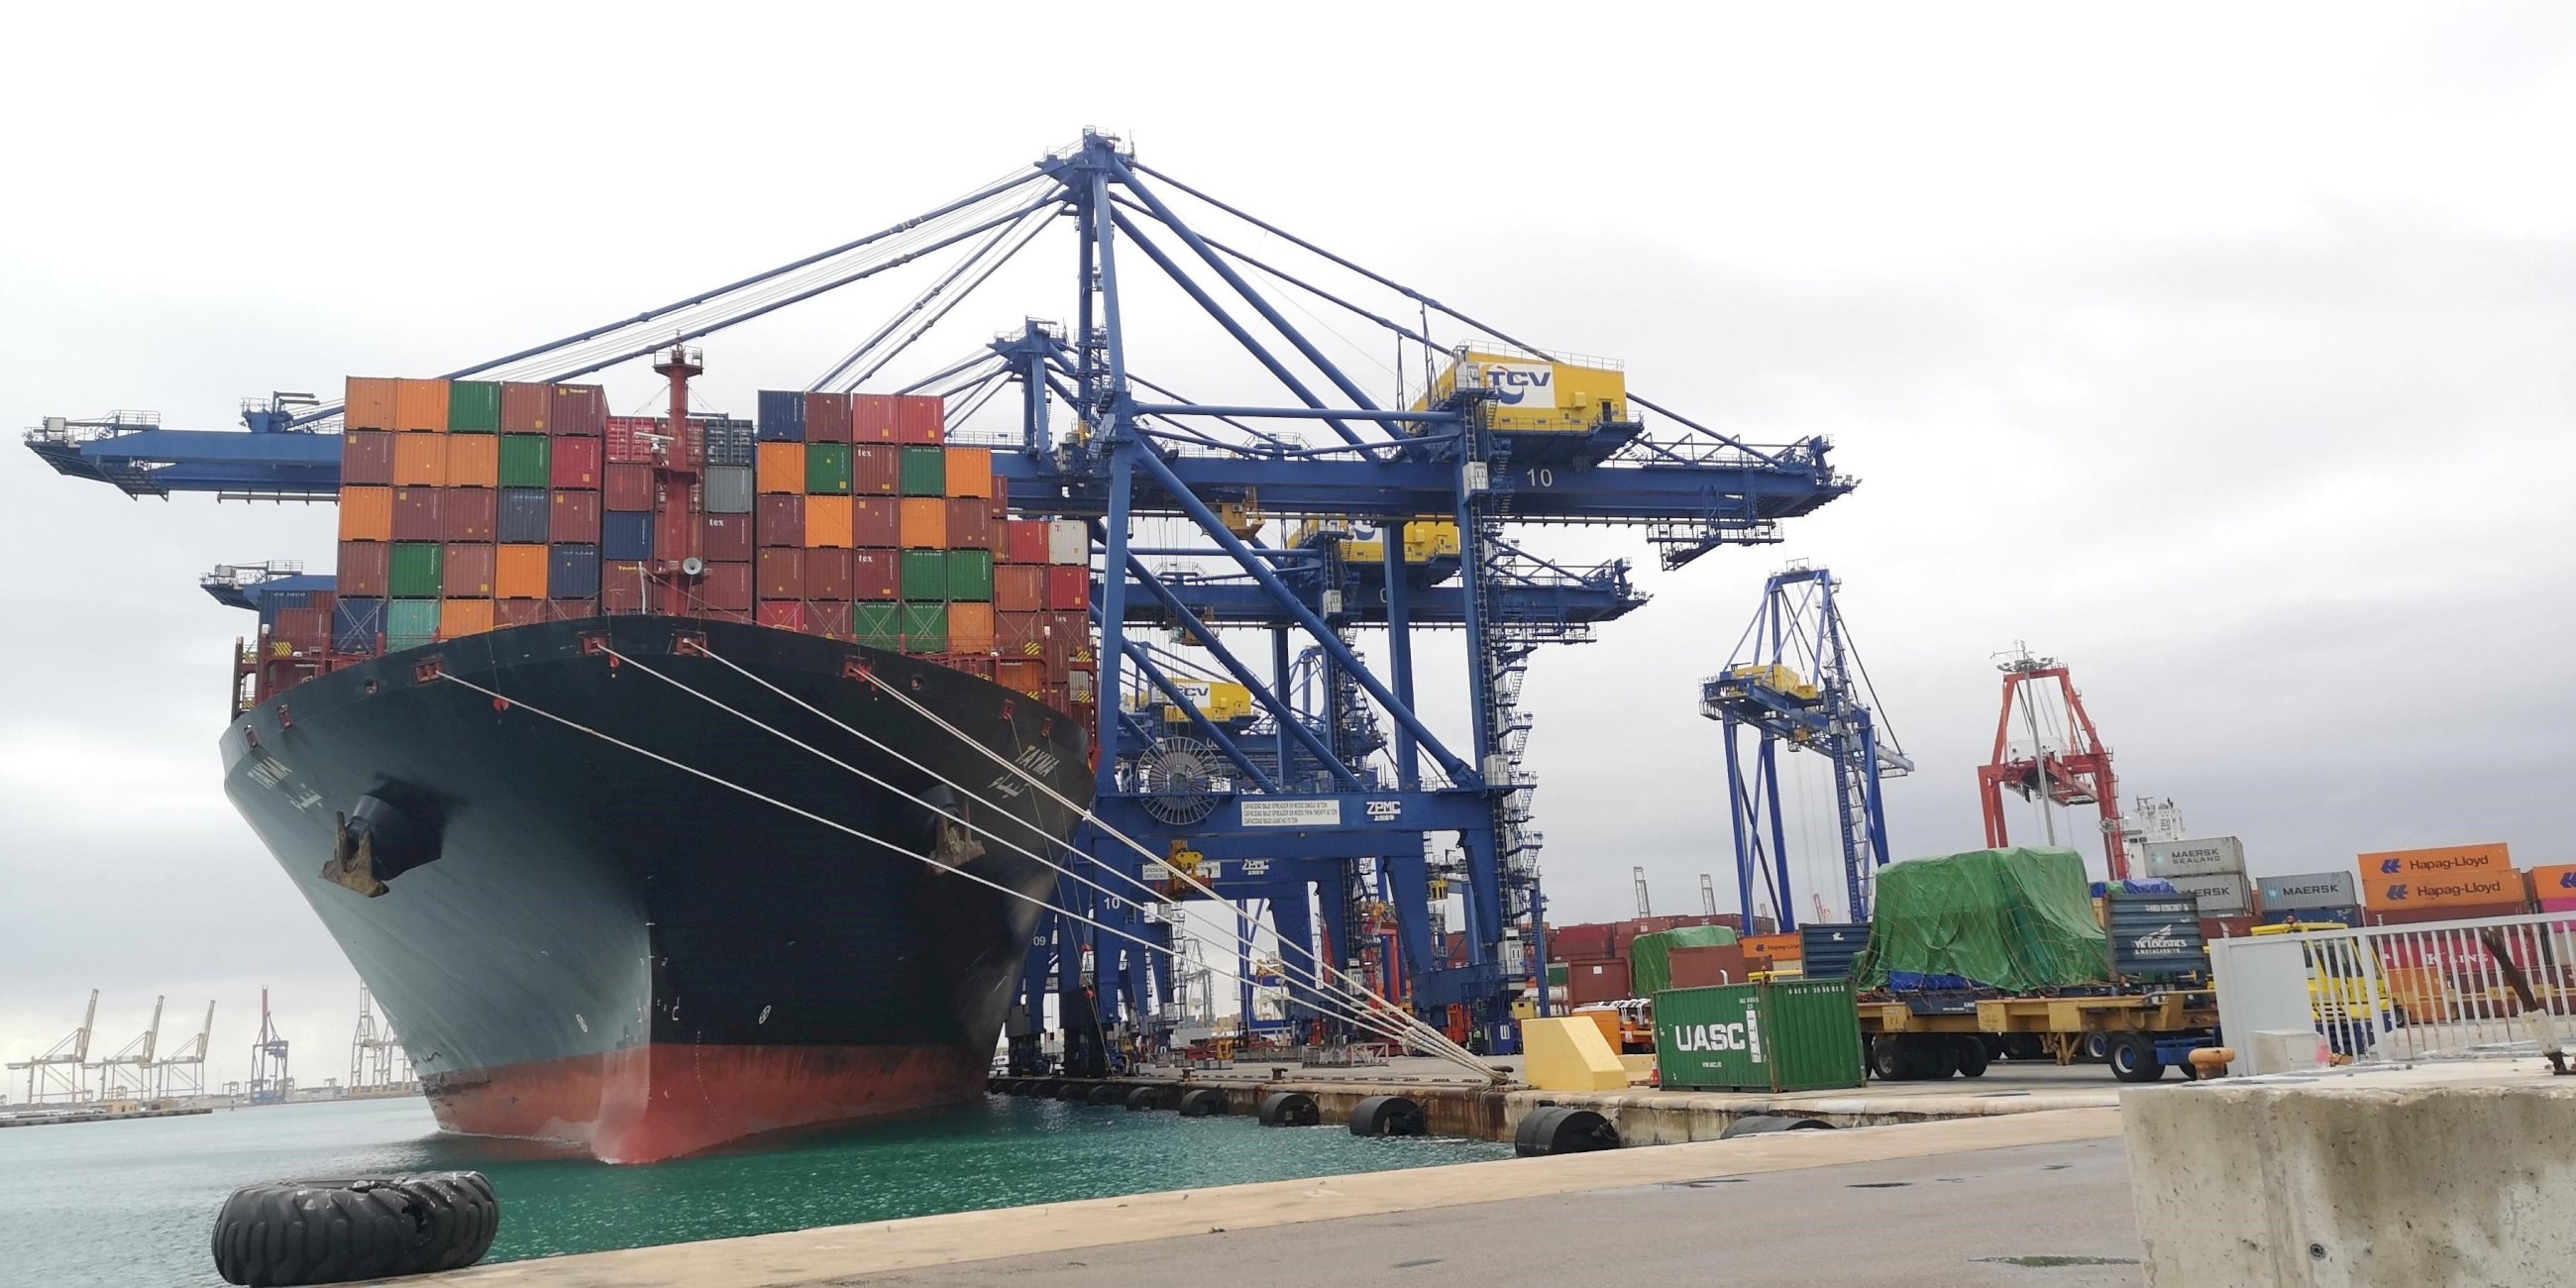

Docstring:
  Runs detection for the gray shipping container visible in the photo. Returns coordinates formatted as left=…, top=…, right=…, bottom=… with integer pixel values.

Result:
left=2102, top=892, right=2208, bottom=980
left=2259, top=870, right=2357, bottom=911
left=2145, top=836, right=2246, bottom=878
left=2163, top=871, right=2256, bottom=915
left=703, top=465, right=755, bottom=514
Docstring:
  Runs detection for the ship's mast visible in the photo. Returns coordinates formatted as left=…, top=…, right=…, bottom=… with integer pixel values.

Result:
left=653, top=342, right=706, bottom=616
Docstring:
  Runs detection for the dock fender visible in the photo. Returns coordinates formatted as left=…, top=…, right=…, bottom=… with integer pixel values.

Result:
left=1347, top=1094, right=1427, bottom=1137
left=1087, top=1083, right=1127, bottom=1106
left=1720, top=1115, right=1833, bottom=1139
left=210, top=1171, right=496, bottom=1286
left=1515, top=1106, right=1621, bottom=1156
left=1177, top=1088, right=1229, bottom=1117
left=1257, top=1091, right=1320, bottom=1127
left=1126, top=1085, right=1164, bottom=1111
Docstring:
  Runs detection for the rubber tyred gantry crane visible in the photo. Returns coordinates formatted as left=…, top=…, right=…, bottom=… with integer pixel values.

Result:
left=1977, top=647, right=2125, bottom=879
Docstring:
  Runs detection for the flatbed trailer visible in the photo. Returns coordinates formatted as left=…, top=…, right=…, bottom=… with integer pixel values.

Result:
left=1856, top=988, right=2219, bottom=1082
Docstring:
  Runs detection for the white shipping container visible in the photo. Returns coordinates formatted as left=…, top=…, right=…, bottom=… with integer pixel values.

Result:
left=2145, top=836, right=2247, bottom=878
left=1047, top=519, right=1088, bottom=566
left=2164, top=871, right=2256, bottom=915
left=2259, top=870, right=2357, bottom=912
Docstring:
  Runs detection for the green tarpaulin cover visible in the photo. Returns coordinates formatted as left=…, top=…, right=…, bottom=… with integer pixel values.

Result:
left=1853, top=847, right=2112, bottom=993
left=1628, top=924, right=1742, bottom=996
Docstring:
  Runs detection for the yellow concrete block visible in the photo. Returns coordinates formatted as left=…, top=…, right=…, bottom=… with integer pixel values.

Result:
left=1620, top=1053, right=1660, bottom=1084
left=1524, top=1016, right=1631, bottom=1092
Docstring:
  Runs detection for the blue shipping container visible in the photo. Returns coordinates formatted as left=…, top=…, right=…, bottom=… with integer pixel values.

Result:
left=550, top=543, right=602, bottom=599
left=332, top=598, right=386, bottom=653
left=757, top=390, right=805, bottom=442
left=705, top=419, right=756, bottom=466
left=260, top=590, right=314, bottom=613
left=386, top=599, right=440, bottom=649
left=603, top=511, right=655, bottom=561
left=497, top=487, right=551, bottom=543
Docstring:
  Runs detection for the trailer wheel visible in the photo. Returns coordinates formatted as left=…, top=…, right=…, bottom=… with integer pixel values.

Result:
left=1868, top=1035, right=1911, bottom=1081
left=2082, top=1032, right=2111, bottom=1063
left=1911, top=1038, right=1959, bottom=1080
left=1950, top=1036, right=1990, bottom=1078
left=2107, top=1034, right=2166, bottom=1083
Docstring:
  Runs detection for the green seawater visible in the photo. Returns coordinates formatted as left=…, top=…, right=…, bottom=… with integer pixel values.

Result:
left=0, top=1095, right=1508, bottom=1286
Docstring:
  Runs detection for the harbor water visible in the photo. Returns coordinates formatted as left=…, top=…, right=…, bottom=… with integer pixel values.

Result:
left=1, top=1094, right=1509, bottom=1287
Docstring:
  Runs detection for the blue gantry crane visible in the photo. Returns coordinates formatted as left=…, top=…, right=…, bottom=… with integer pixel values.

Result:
left=1699, top=564, right=1911, bottom=930
left=27, top=132, right=1854, bottom=1058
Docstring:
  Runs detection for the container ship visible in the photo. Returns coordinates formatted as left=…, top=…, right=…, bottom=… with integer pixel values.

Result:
left=225, top=358, right=1101, bottom=1162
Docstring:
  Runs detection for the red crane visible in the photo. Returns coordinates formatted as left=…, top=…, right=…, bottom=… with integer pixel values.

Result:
left=1977, top=648, right=2126, bottom=879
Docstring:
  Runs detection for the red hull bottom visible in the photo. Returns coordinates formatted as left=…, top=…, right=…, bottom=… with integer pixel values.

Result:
left=425, top=1043, right=987, bottom=1164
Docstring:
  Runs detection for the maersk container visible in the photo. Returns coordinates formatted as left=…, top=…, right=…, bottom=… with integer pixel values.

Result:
left=2144, top=837, right=2246, bottom=879
left=332, top=598, right=386, bottom=654
left=2260, top=870, right=2357, bottom=912
left=757, top=390, right=805, bottom=442
left=385, top=599, right=441, bottom=650
left=389, top=543, right=444, bottom=598
left=447, top=380, right=501, bottom=432
left=1654, top=978, right=1864, bottom=1094
left=703, top=465, right=755, bottom=515
left=2165, top=871, right=2256, bottom=915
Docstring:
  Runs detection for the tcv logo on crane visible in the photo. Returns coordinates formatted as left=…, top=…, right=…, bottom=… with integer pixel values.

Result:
left=1481, top=363, right=1555, bottom=405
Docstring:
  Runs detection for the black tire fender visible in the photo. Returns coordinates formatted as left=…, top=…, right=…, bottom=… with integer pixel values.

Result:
left=1177, top=1088, right=1229, bottom=1117
left=1347, top=1094, right=1428, bottom=1137
left=210, top=1171, right=497, bottom=1287
left=1257, top=1091, right=1320, bottom=1127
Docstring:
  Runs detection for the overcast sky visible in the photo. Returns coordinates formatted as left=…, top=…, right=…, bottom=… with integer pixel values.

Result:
left=5, top=3, right=2571, bottom=1085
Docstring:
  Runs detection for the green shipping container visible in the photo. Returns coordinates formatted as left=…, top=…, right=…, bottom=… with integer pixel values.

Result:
left=498, top=434, right=551, bottom=487
left=385, top=599, right=441, bottom=649
left=900, top=550, right=948, bottom=600
left=899, top=446, right=946, bottom=496
left=1654, top=978, right=1864, bottom=1094
left=447, top=380, right=502, bottom=432
left=852, top=602, right=901, bottom=650
left=901, top=602, right=947, bottom=654
left=805, top=443, right=852, bottom=494
left=944, top=549, right=993, bottom=602
left=389, top=543, right=445, bottom=598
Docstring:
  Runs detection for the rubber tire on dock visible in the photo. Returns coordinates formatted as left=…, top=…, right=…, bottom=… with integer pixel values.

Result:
left=1515, top=1106, right=1620, bottom=1156
left=1022, top=1080, right=1060, bottom=1098
left=1126, top=1085, right=1164, bottom=1112
left=1087, top=1083, right=1127, bottom=1106
left=2107, top=1033, right=2167, bottom=1083
left=1055, top=1082, right=1095, bottom=1102
left=1950, top=1036, right=1991, bottom=1078
left=1346, top=1095, right=1428, bottom=1137
left=1257, top=1092, right=1320, bottom=1127
left=1177, top=1088, right=1229, bottom=1118
left=988, top=1077, right=1019, bottom=1095
left=1718, top=1115, right=1833, bottom=1139
left=211, top=1172, right=497, bottom=1287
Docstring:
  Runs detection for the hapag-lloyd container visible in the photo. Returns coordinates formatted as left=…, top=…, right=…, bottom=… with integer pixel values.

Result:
left=2364, top=868, right=2522, bottom=911
left=1654, top=978, right=1863, bottom=1093
left=2358, top=843, right=2512, bottom=882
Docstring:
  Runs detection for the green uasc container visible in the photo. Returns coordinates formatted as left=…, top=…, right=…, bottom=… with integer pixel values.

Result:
left=852, top=602, right=901, bottom=650
left=805, top=443, right=852, bottom=494
left=385, top=599, right=441, bottom=649
left=899, top=446, right=946, bottom=496
left=1654, top=978, right=1864, bottom=1094
left=388, top=543, right=445, bottom=598
left=498, top=434, right=551, bottom=487
left=900, top=550, right=948, bottom=600
left=447, top=380, right=501, bottom=432
left=945, top=549, right=993, bottom=602
left=900, top=601, right=948, bottom=654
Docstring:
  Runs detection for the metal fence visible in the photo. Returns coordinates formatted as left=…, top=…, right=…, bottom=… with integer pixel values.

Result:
left=2212, top=910, right=2576, bottom=1066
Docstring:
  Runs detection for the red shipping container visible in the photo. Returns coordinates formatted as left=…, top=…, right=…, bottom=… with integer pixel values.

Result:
left=442, top=543, right=497, bottom=597
left=551, top=436, right=603, bottom=489
left=805, top=548, right=853, bottom=599
left=758, top=601, right=807, bottom=632
left=603, top=464, right=656, bottom=512
left=849, top=445, right=899, bottom=495
left=996, top=610, right=1048, bottom=656
left=851, top=393, right=899, bottom=444
left=757, top=494, right=805, bottom=546
left=946, top=497, right=996, bottom=552
left=500, top=382, right=551, bottom=433
left=338, top=542, right=389, bottom=597
left=551, top=491, right=602, bottom=543
left=848, top=549, right=900, bottom=600
left=849, top=496, right=900, bottom=548
left=604, top=416, right=660, bottom=464
left=1002, top=520, right=1049, bottom=565
left=1668, top=945, right=1752, bottom=990
left=600, top=561, right=650, bottom=613
left=994, top=564, right=1045, bottom=613
left=391, top=488, right=442, bottom=542
left=1563, top=958, right=1633, bottom=1007
left=341, top=431, right=394, bottom=485
left=701, top=514, right=754, bottom=563
left=549, top=597, right=598, bottom=620
left=807, top=601, right=854, bottom=638
left=1046, top=565, right=1091, bottom=611
left=893, top=394, right=943, bottom=445
left=757, top=548, right=806, bottom=599
left=271, top=607, right=330, bottom=648
left=1549, top=923, right=1615, bottom=961
left=698, top=561, right=753, bottom=611
left=804, top=391, right=853, bottom=444
left=550, top=384, right=606, bottom=436
left=496, top=599, right=548, bottom=628
left=439, top=488, right=497, bottom=542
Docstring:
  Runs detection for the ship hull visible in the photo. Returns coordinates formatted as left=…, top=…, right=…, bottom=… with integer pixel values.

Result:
left=220, top=616, right=1093, bottom=1163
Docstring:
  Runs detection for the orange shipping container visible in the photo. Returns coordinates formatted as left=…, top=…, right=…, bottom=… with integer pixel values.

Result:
left=2358, top=843, right=2511, bottom=882
left=391, top=435, right=448, bottom=486
left=345, top=377, right=399, bottom=431
left=1742, top=932, right=1801, bottom=963
left=944, top=448, right=993, bottom=499
left=495, top=545, right=550, bottom=599
left=445, top=433, right=500, bottom=487
left=338, top=486, right=393, bottom=542
left=997, top=658, right=1047, bottom=698
left=899, top=497, right=947, bottom=549
left=948, top=602, right=996, bottom=653
left=439, top=597, right=495, bottom=639
left=393, top=378, right=450, bottom=432
left=2363, top=866, right=2522, bottom=911
left=757, top=442, right=805, bottom=494
left=2529, top=863, right=2576, bottom=904
left=804, top=495, right=853, bottom=549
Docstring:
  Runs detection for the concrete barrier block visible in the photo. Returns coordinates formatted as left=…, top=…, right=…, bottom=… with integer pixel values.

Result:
left=1522, top=1017, right=1629, bottom=1092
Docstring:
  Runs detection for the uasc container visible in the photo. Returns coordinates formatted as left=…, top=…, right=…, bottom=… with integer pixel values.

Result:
left=1654, top=978, right=1864, bottom=1094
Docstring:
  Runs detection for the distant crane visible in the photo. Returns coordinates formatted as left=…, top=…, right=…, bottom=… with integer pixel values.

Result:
left=157, top=1002, right=215, bottom=1100
left=88, top=996, right=163, bottom=1100
left=248, top=990, right=290, bottom=1105
left=7, top=990, right=99, bottom=1103
left=348, top=987, right=409, bottom=1091
left=1699, top=873, right=1718, bottom=917
left=1977, top=646, right=2126, bottom=879
left=1632, top=866, right=1653, bottom=917
left=1700, top=565, right=1912, bottom=929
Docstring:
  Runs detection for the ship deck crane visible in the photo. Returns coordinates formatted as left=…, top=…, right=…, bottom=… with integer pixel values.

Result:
left=1699, top=565, right=1911, bottom=927
left=24, top=133, right=1856, bottom=1057
left=7, top=990, right=99, bottom=1104
left=1978, top=646, right=2126, bottom=878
